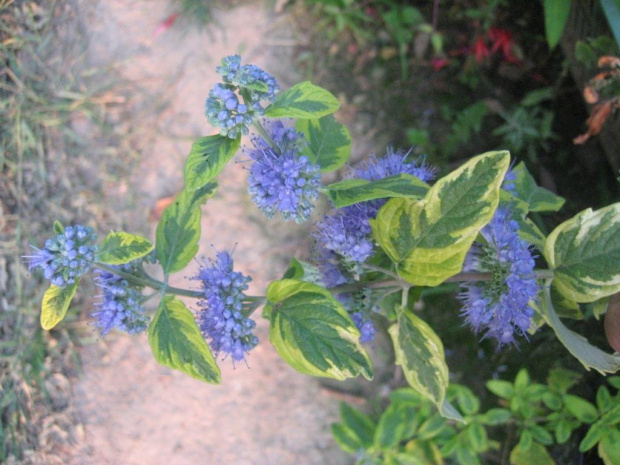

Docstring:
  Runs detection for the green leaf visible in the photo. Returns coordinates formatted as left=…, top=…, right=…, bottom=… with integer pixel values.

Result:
left=417, top=415, right=448, bottom=441
left=339, top=402, right=376, bottom=448
left=53, top=220, right=64, bottom=235
left=389, top=306, right=449, bottom=411
left=486, top=380, right=514, bottom=400
left=265, top=81, right=340, bottom=119
left=184, top=135, right=240, bottom=192
left=40, top=281, right=79, bottom=330
left=155, top=183, right=217, bottom=274
left=466, top=423, right=488, bottom=452
left=515, top=217, right=547, bottom=252
left=580, top=423, right=604, bottom=452
left=599, top=428, right=620, bottom=465
left=538, top=286, right=620, bottom=374
left=453, top=385, right=480, bottom=415
left=529, top=424, right=554, bottom=445
left=555, top=419, right=572, bottom=444
left=148, top=295, right=220, bottom=383
left=265, top=279, right=373, bottom=380
left=544, top=0, right=571, bottom=49
left=296, top=114, right=351, bottom=172
left=547, top=367, right=580, bottom=394
left=510, top=441, right=554, bottom=465
left=480, top=408, right=512, bottom=425
left=564, top=394, right=599, bottom=423
left=545, top=203, right=620, bottom=303
left=372, top=151, right=510, bottom=286
left=510, top=162, right=565, bottom=212
left=440, top=399, right=465, bottom=423
left=281, top=258, right=323, bottom=285
left=97, top=231, right=153, bottom=265
left=600, top=0, right=620, bottom=50
left=374, top=403, right=416, bottom=449
left=331, top=423, right=363, bottom=454
left=326, top=174, right=429, bottom=208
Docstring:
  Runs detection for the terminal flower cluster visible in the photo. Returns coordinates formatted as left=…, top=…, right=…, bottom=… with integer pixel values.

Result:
left=247, top=120, right=321, bottom=223
left=316, top=150, right=436, bottom=279
left=92, top=263, right=149, bottom=336
left=459, top=207, right=539, bottom=346
left=193, top=251, right=258, bottom=363
left=25, top=224, right=97, bottom=287
left=205, top=55, right=280, bottom=139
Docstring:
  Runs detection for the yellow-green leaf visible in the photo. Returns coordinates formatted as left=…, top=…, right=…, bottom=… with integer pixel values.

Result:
left=371, top=151, right=510, bottom=286
left=41, top=281, right=79, bottom=330
left=148, top=295, right=221, bottom=383
left=389, top=306, right=449, bottom=411
left=98, top=231, right=153, bottom=265
left=545, top=203, right=620, bottom=303
left=266, top=279, right=373, bottom=380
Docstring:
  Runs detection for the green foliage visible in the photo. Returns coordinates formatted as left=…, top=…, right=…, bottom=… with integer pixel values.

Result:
left=184, top=135, right=240, bottom=192
left=40, top=282, right=79, bottom=330
left=334, top=370, right=620, bottom=464
left=155, top=182, right=217, bottom=274
left=148, top=295, right=221, bottom=383
left=545, top=203, right=620, bottom=303
left=389, top=306, right=449, bottom=412
left=509, top=162, right=565, bottom=213
left=492, top=93, right=556, bottom=163
left=265, top=81, right=340, bottom=118
left=97, top=232, right=154, bottom=265
left=265, top=280, right=373, bottom=380
left=325, top=174, right=429, bottom=208
left=296, top=114, right=351, bottom=172
left=600, top=0, right=620, bottom=49
left=543, top=0, right=571, bottom=49
left=371, top=151, right=509, bottom=286
left=305, top=0, right=372, bottom=44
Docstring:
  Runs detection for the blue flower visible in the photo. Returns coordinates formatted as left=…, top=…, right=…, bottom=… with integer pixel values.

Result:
left=206, top=55, right=280, bottom=139
left=315, top=150, right=436, bottom=275
left=459, top=207, right=539, bottom=347
left=92, top=264, right=149, bottom=336
left=502, top=168, right=517, bottom=193
left=247, top=121, right=321, bottom=223
left=350, top=311, right=376, bottom=343
left=25, top=225, right=97, bottom=287
left=193, top=251, right=258, bottom=363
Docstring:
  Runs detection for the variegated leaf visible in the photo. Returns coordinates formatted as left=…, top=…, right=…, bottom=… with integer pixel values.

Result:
left=296, top=114, right=351, bottom=172
left=41, top=281, right=79, bottom=330
left=325, top=174, right=429, bottom=208
left=371, top=151, right=510, bottom=286
left=266, top=279, right=373, bottom=380
left=97, top=231, right=153, bottom=265
left=389, top=306, right=450, bottom=411
left=545, top=203, right=620, bottom=303
left=538, top=284, right=620, bottom=374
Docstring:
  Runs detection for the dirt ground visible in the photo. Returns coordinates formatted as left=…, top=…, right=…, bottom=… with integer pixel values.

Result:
left=65, top=1, right=361, bottom=463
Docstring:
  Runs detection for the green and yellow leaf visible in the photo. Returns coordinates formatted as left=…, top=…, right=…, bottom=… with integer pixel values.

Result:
left=41, top=281, right=79, bottom=330
left=545, top=203, right=620, bottom=302
left=265, top=279, right=373, bottom=380
left=97, top=231, right=153, bottom=265
left=371, top=151, right=510, bottom=286
left=148, top=295, right=221, bottom=383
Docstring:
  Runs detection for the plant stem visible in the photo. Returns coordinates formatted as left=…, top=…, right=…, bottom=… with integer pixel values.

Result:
left=252, top=119, right=279, bottom=154
left=94, top=263, right=204, bottom=299
left=330, top=269, right=555, bottom=294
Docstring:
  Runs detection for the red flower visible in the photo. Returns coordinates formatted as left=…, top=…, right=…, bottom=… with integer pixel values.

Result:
left=431, top=57, right=450, bottom=71
left=488, top=27, right=519, bottom=63
left=473, top=36, right=490, bottom=63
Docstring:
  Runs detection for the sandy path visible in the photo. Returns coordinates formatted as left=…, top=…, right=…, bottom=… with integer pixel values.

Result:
left=69, top=1, right=351, bottom=464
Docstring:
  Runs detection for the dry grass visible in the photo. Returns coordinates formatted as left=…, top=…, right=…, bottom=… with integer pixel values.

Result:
left=0, top=0, right=147, bottom=461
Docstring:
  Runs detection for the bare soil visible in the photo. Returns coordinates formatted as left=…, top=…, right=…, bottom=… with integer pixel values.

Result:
left=65, top=1, right=357, bottom=463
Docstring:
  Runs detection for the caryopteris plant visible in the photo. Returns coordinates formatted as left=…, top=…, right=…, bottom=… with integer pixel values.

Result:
left=26, top=56, right=620, bottom=429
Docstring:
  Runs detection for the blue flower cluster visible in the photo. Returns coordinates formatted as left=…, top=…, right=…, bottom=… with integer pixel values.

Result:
left=316, top=150, right=437, bottom=277
left=247, top=121, right=321, bottom=223
left=459, top=207, right=539, bottom=347
left=205, top=55, right=280, bottom=139
left=92, top=264, right=149, bottom=336
left=350, top=312, right=376, bottom=343
left=25, top=225, right=97, bottom=287
left=193, top=251, right=258, bottom=363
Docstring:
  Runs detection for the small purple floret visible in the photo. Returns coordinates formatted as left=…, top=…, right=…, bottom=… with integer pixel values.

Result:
left=193, top=251, right=258, bottom=363
left=24, top=224, right=97, bottom=287
left=459, top=207, right=539, bottom=347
